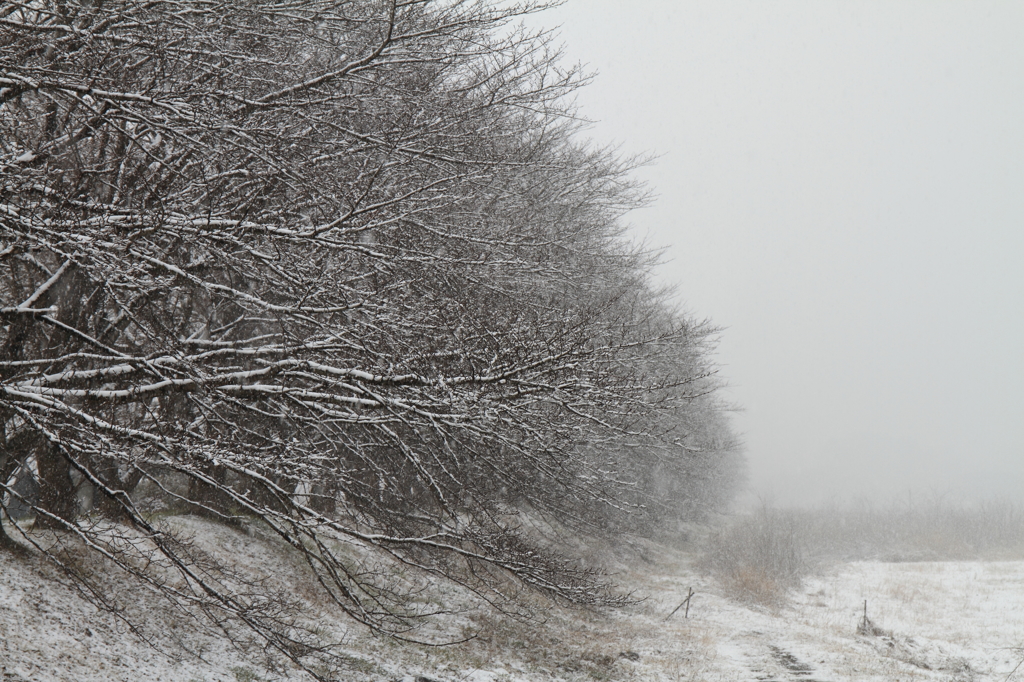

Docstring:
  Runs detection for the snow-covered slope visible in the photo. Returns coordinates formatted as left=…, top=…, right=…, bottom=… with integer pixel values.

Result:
left=3, top=518, right=1023, bottom=681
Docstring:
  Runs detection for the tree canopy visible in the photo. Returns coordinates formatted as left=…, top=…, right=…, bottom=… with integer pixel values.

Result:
left=0, top=0, right=741, bottom=676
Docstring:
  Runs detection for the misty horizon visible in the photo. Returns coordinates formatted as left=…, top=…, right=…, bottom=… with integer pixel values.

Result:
left=533, top=0, right=1024, bottom=507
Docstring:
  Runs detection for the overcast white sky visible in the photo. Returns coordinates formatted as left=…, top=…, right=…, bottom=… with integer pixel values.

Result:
left=531, top=1, right=1024, bottom=506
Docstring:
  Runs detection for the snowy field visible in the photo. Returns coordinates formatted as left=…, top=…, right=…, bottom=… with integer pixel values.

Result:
left=2, top=520, right=1023, bottom=681
left=647, top=560, right=1024, bottom=681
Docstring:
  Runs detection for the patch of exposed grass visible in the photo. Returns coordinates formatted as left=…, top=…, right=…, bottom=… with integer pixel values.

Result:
left=698, top=504, right=810, bottom=607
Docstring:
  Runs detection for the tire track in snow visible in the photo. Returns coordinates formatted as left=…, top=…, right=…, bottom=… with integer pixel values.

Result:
left=726, top=630, right=833, bottom=682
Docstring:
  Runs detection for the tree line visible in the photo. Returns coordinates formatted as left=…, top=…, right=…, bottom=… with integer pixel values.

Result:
left=0, top=0, right=741, bottom=677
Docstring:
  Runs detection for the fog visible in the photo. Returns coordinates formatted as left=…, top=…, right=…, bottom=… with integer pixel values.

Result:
left=531, top=1, right=1024, bottom=506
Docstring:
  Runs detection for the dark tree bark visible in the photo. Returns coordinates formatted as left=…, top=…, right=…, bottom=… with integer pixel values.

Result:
left=33, top=442, right=77, bottom=529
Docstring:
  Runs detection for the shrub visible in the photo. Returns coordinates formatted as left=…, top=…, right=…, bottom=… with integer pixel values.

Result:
left=699, top=504, right=809, bottom=606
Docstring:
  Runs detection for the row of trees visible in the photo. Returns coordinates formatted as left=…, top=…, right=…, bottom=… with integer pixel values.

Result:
left=1, top=0, right=740, bottom=677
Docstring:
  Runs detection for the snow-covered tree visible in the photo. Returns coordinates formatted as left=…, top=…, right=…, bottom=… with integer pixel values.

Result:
left=0, top=0, right=740, bottom=674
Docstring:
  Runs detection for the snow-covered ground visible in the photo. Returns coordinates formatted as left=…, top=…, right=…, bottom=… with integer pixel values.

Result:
left=608, top=554, right=1024, bottom=682
left=2, top=519, right=1023, bottom=681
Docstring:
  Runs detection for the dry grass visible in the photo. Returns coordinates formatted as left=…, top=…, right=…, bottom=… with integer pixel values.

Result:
left=698, top=498, right=1024, bottom=608
left=794, top=498, right=1024, bottom=562
left=698, top=504, right=810, bottom=607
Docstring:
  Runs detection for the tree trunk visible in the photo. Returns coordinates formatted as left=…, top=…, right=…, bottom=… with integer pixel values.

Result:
left=0, top=449, right=21, bottom=551
left=34, top=443, right=78, bottom=529
left=94, top=465, right=143, bottom=523
left=187, top=463, right=235, bottom=521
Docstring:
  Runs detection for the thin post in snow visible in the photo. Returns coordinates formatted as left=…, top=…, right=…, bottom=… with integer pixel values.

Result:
left=666, top=587, right=695, bottom=621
